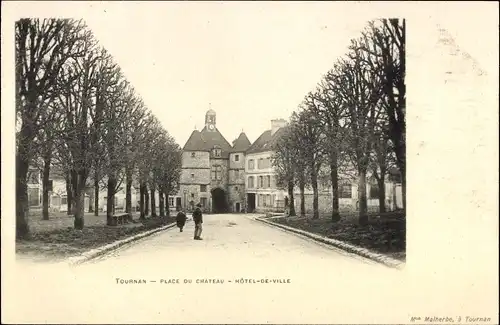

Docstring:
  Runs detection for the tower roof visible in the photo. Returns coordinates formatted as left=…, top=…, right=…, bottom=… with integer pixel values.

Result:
left=183, top=127, right=232, bottom=158
left=231, top=132, right=251, bottom=152
left=206, top=109, right=216, bottom=115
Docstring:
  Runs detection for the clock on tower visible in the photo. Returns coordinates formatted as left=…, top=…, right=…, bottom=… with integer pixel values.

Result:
left=205, top=108, right=216, bottom=131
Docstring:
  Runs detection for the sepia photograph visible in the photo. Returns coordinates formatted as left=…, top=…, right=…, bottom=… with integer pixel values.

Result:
left=2, top=1, right=498, bottom=324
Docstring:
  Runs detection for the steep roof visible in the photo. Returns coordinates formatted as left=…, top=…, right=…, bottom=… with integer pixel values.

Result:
left=231, top=132, right=251, bottom=152
left=246, top=127, right=286, bottom=154
left=183, top=130, right=203, bottom=151
left=183, top=127, right=233, bottom=158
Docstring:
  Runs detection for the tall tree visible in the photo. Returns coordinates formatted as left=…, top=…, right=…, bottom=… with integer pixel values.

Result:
left=271, top=126, right=297, bottom=217
left=339, top=38, right=383, bottom=224
left=357, top=19, right=406, bottom=210
left=124, top=99, right=149, bottom=216
left=57, top=29, right=103, bottom=229
left=290, top=107, right=325, bottom=219
left=15, top=19, right=88, bottom=238
left=158, top=136, right=182, bottom=219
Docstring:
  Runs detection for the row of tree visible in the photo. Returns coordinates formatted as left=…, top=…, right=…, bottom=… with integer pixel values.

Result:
left=16, top=19, right=182, bottom=240
left=272, top=19, right=406, bottom=225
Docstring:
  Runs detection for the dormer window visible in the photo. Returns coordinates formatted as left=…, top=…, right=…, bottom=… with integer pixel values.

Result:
left=191, top=152, right=196, bottom=158
left=212, top=146, right=221, bottom=158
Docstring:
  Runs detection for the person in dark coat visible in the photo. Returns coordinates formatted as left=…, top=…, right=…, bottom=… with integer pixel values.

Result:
left=176, top=206, right=187, bottom=232
left=192, top=203, right=203, bottom=240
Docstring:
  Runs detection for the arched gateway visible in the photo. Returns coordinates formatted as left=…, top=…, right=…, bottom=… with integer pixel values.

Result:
left=211, top=187, right=228, bottom=213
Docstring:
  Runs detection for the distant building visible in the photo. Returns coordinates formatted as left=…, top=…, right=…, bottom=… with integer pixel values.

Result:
left=26, top=167, right=138, bottom=214
left=178, top=109, right=404, bottom=214
left=245, top=119, right=288, bottom=213
left=26, top=108, right=403, bottom=216
left=180, top=109, right=251, bottom=212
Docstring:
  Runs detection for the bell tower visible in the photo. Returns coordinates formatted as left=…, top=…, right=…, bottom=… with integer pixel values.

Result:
left=205, top=104, right=216, bottom=131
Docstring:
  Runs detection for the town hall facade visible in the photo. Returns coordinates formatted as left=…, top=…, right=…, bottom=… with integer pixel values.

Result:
left=177, top=108, right=403, bottom=214
left=179, top=109, right=252, bottom=213
left=26, top=108, right=403, bottom=215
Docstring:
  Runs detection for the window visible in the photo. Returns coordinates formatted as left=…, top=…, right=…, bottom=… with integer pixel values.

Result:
left=235, top=154, right=239, bottom=162
left=339, top=183, right=352, bottom=199
left=200, top=185, right=207, bottom=192
left=211, top=165, right=222, bottom=180
left=266, top=194, right=271, bottom=206
left=235, top=169, right=239, bottom=179
left=213, top=146, right=222, bottom=157
left=265, top=157, right=271, bottom=168
left=369, top=183, right=380, bottom=199
left=258, top=158, right=263, bottom=169
left=248, top=159, right=254, bottom=170
left=235, top=186, right=239, bottom=191
left=191, top=193, right=195, bottom=198
left=169, top=197, right=175, bottom=206
left=248, top=176, right=254, bottom=188
left=191, top=152, right=196, bottom=158
left=200, top=197, right=207, bottom=207
left=266, top=175, right=271, bottom=188
left=258, top=176, right=263, bottom=188
left=191, top=173, right=195, bottom=180
left=61, top=196, right=67, bottom=205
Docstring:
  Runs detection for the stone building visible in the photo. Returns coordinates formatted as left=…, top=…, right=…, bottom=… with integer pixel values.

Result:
left=180, top=109, right=250, bottom=213
left=245, top=119, right=288, bottom=213
left=178, top=109, right=403, bottom=215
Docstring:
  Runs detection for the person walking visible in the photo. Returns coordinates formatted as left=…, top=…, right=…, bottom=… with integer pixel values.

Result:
left=176, top=206, right=187, bottom=232
left=192, top=203, right=203, bottom=240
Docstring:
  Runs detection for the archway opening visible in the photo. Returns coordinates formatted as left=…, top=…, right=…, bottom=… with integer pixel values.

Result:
left=211, top=188, right=228, bottom=213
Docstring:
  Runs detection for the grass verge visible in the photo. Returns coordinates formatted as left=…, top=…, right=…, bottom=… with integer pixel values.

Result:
left=272, top=213, right=406, bottom=262
left=16, top=216, right=174, bottom=261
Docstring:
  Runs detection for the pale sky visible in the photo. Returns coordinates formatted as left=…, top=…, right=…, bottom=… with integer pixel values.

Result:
left=83, top=3, right=371, bottom=147
left=2, top=2, right=498, bottom=147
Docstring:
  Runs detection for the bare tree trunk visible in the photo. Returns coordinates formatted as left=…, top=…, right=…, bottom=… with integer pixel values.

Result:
left=74, top=188, right=85, bottom=230
left=165, top=188, right=171, bottom=217
left=358, top=168, right=368, bottom=225
left=139, top=182, right=146, bottom=219
left=299, top=177, right=306, bottom=217
left=125, top=170, right=132, bottom=215
left=42, top=153, right=51, bottom=220
left=287, top=180, right=296, bottom=217
left=330, top=157, right=340, bottom=222
left=377, top=169, right=387, bottom=214
left=88, top=191, right=94, bottom=213
left=71, top=169, right=78, bottom=215
left=145, top=185, right=150, bottom=216
left=66, top=171, right=73, bottom=215
left=73, top=172, right=86, bottom=229
left=159, top=188, right=165, bottom=217
left=16, top=153, right=30, bottom=239
left=93, top=171, right=99, bottom=216
left=94, top=176, right=99, bottom=216
left=401, top=165, right=406, bottom=211
left=151, top=187, right=157, bottom=217
left=311, top=169, right=319, bottom=219
left=106, top=175, right=116, bottom=226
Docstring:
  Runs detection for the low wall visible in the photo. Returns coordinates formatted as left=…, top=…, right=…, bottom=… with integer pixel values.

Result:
left=292, top=193, right=390, bottom=215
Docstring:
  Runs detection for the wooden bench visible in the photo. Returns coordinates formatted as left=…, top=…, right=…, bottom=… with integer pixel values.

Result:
left=112, top=213, right=130, bottom=226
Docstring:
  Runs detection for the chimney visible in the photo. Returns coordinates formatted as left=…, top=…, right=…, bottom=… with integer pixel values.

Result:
left=271, top=118, right=286, bottom=136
